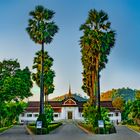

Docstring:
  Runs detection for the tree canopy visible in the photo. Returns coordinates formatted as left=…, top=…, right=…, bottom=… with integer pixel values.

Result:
left=26, top=5, right=59, bottom=45
left=0, top=59, right=33, bottom=103
left=32, top=50, right=55, bottom=103
left=80, top=9, right=115, bottom=104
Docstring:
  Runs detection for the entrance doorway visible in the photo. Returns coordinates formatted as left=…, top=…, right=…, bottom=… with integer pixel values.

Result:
left=67, top=111, right=73, bottom=119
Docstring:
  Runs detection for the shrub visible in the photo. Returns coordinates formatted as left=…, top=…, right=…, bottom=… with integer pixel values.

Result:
left=36, top=127, right=49, bottom=134
left=83, top=102, right=109, bottom=127
left=27, top=122, right=62, bottom=135
left=48, top=122, right=62, bottom=131
left=78, top=121, right=116, bottom=134
left=27, top=125, right=49, bottom=134
left=127, top=119, right=134, bottom=125
left=106, top=124, right=116, bottom=134
left=28, top=122, right=36, bottom=126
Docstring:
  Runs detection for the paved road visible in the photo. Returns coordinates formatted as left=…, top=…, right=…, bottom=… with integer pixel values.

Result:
left=0, top=123, right=140, bottom=140
left=0, top=125, right=31, bottom=140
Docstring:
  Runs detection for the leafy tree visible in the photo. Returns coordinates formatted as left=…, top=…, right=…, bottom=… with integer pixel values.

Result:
left=83, top=102, right=109, bottom=128
left=130, top=95, right=140, bottom=124
left=112, top=96, right=125, bottom=111
left=0, top=59, right=20, bottom=78
left=32, top=51, right=55, bottom=105
left=44, top=105, right=54, bottom=124
left=135, top=90, right=140, bottom=100
left=122, top=100, right=132, bottom=121
left=121, top=91, right=140, bottom=125
left=0, top=59, right=20, bottom=96
left=0, top=102, right=27, bottom=127
left=100, top=90, right=114, bottom=101
left=26, top=5, right=58, bottom=114
left=132, top=100, right=140, bottom=119
left=0, top=60, right=32, bottom=103
left=80, top=9, right=115, bottom=117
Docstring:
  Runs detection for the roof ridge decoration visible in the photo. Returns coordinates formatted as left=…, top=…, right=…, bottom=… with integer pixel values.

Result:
left=63, top=98, right=77, bottom=106
left=68, top=84, right=72, bottom=97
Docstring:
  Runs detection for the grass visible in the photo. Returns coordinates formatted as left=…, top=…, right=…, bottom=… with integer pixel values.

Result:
left=0, top=125, right=13, bottom=133
left=126, top=124, right=140, bottom=133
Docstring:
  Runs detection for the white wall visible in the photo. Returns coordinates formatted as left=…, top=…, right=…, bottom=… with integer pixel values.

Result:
left=108, top=112, right=121, bottom=125
left=19, top=109, right=121, bottom=124
left=60, top=107, right=84, bottom=120
left=19, top=112, right=39, bottom=124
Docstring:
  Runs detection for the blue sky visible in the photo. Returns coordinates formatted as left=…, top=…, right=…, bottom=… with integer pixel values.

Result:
left=0, top=0, right=140, bottom=100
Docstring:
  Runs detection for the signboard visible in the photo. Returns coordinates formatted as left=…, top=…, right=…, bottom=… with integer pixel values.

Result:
left=98, top=120, right=104, bottom=128
left=36, top=121, right=42, bottom=129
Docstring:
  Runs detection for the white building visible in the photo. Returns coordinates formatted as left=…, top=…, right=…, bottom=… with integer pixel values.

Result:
left=19, top=89, right=121, bottom=125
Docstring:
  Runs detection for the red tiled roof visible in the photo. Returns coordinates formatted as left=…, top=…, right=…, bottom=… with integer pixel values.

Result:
left=100, top=101, right=118, bottom=111
left=49, top=101, right=62, bottom=107
left=53, top=108, right=61, bottom=113
left=28, top=102, right=39, bottom=107
left=100, top=101, right=113, bottom=108
left=25, top=100, right=118, bottom=113
left=26, top=107, right=39, bottom=112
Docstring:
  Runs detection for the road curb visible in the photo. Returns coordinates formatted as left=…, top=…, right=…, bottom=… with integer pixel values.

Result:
left=25, top=126, right=34, bottom=135
left=126, top=126, right=140, bottom=136
left=75, top=123, right=93, bottom=135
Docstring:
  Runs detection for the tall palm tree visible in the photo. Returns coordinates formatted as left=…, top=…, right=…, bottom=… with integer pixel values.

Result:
left=26, top=5, right=58, bottom=114
left=32, top=51, right=55, bottom=106
left=80, top=9, right=115, bottom=118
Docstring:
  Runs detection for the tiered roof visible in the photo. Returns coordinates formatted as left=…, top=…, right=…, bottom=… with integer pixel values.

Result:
left=25, top=93, right=118, bottom=113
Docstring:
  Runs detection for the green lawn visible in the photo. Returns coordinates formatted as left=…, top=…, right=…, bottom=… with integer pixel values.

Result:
left=0, top=125, right=13, bottom=133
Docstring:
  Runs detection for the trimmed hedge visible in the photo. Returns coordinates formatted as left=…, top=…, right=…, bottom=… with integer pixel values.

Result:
left=27, top=122, right=62, bottom=135
left=78, top=122, right=116, bottom=134
left=48, top=122, right=62, bottom=131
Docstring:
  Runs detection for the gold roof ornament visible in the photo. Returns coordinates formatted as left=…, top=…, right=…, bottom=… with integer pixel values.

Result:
left=68, top=84, right=72, bottom=97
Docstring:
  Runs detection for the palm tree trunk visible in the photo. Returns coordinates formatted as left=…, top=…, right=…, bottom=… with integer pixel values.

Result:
left=95, top=72, right=98, bottom=106
left=44, top=88, right=48, bottom=107
left=97, top=70, right=101, bottom=119
left=45, top=94, right=48, bottom=106
left=96, top=54, right=101, bottom=120
left=40, top=42, right=44, bottom=114
left=91, top=71, right=95, bottom=105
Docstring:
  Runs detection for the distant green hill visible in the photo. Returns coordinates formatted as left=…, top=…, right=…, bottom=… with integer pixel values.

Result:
left=113, top=88, right=136, bottom=102
left=101, top=87, right=138, bottom=102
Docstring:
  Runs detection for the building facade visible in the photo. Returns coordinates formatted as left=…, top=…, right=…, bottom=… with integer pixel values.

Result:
left=19, top=89, right=121, bottom=125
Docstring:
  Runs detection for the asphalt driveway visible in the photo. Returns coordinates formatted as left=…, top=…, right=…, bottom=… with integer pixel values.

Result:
left=0, top=123, right=140, bottom=140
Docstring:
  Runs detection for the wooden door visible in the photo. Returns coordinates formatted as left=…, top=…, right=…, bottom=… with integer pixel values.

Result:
left=68, top=111, right=72, bottom=119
